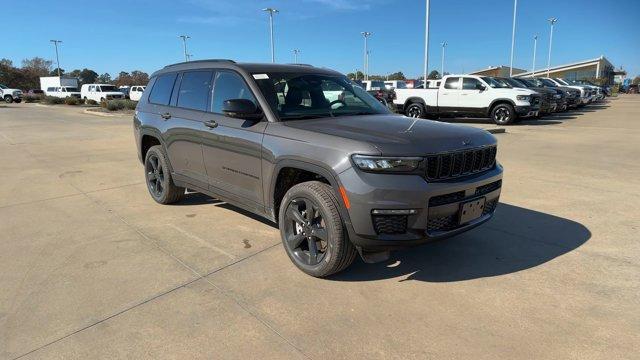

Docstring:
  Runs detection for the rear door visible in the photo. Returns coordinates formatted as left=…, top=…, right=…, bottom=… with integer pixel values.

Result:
left=201, top=70, right=266, bottom=211
left=438, top=77, right=460, bottom=111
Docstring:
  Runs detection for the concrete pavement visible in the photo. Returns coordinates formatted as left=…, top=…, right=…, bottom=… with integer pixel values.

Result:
left=0, top=98, right=638, bottom=359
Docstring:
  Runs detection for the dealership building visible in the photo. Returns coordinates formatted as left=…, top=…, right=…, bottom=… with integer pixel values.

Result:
left=469, top=56, right=620, bottom=84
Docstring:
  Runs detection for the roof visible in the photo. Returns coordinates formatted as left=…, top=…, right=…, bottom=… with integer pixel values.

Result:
left=153, top=60, right=342, bottom=77
left=516, top=56, right=613, bottom=77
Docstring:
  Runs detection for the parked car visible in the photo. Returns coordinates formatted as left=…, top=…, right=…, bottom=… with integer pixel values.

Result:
left=542, top=78, right=592, bottom=105
left=25, top=89, right=45, bottom=97
left=134, top=60, right=503, bottom=277
left=80, top=84, right=125, bottom=102
left=521, top=77, right=581, bottom=109
left=362, top=80, right=396, bottom=107
left=496, top=77, right=557, bottom=115
left=0, top=84, right=23, bottom=103
left=129, top=86, right=146, bottom=101
left=40, top=76, right=79, bottom=93
left=45, top=86, right=81, bottom=99
left=384, top=80, right=408, bottom=90
left=558, top=79, right=605, bottom=101
left=118, top=86, right=131, bottom=99
left=393, top=75, right=540, bottom=125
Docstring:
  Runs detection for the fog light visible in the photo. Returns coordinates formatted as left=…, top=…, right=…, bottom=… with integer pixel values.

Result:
left=371, top=209, right=417, bottom=215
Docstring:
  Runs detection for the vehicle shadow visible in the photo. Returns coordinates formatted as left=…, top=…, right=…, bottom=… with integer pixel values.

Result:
left=442, top=117, right=569, bottom=126
left=174, top=192, right=278, bottom=228
left=329, top=203, right=590, bottom=282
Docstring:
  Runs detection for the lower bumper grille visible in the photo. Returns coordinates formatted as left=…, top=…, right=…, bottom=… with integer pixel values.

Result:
left=373, top=215, right=407, bottom=235
left=427, top=199, right=498, bottom=233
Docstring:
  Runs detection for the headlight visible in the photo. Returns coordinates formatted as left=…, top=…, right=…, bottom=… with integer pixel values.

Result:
left=516, top=95, right=530, bottom=101
left=352, top=155, right=422, bottom=172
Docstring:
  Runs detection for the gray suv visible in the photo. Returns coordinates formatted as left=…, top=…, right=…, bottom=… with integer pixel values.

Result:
left=133, top=60, right=503, bottom=277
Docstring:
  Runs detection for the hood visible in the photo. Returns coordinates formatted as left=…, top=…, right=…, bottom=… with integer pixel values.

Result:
left=283, top=114, right=496, bottom=156
left=493, top=87, right=537, bottom=96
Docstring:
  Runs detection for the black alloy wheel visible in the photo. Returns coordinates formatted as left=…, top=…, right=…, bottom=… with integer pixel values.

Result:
left=283, top=197, right=329, bottom=266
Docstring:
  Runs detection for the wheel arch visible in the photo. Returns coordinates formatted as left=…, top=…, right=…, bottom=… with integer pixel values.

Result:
left=488, top=98, right=516, bottom=116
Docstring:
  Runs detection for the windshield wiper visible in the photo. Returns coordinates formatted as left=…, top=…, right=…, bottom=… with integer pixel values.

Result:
left=280, top=114, right=328, bottom=120
left=340, top=111, right=376, bottom=116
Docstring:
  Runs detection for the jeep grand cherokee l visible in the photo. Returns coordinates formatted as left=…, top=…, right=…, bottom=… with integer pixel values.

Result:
left=133, top=60, right=503, bottom=277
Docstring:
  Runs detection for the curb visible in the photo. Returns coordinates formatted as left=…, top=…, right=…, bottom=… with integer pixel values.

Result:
left=83, top=108, right=119, bottom=117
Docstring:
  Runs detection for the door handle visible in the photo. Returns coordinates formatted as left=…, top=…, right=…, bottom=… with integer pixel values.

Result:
left=204, top=120, right=218, bottom=129
left=161, top=112, right=171, bottom=120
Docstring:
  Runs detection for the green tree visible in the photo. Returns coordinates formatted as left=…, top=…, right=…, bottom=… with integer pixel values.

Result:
left=78, top=68, right=98, bottom=85
left=346, top=71, right=365, bottom=80
left=386, top=71, right=406, bottom=80
left=632, top=76, right=640, bottom=85
left=50, top=68, right=65, bottom=76
left=428, top=70, right=440, bottom=79
left=130, top=70, right=149, bottom=85
left=97, top=73, right=112, bottom=83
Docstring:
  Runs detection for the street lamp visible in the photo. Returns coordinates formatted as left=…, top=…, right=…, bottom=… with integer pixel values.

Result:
left=292, top=49, right=301, bottom=64
left=361, top=31, right=372, bottom=80
left=509, top=0, right=518, bottom=77
left=423, top=0, right=431, bottom=88
left=440, top=41, right=447, bottom=77
left=547, top=18, right=558, bottom=77
left=263, top=8, right=279, bottom=63
left=532, top=35, right=538, bottom=75
left=50, top=40, right=62, bottom=77
left=179, top=35, right=190, bottom=62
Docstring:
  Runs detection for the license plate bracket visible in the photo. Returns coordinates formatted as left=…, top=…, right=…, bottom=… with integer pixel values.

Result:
left=459, top=197, right=486, bottom=224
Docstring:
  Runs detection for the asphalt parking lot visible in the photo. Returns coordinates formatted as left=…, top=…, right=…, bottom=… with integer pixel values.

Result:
left=1, top=97, right=639, bottom=359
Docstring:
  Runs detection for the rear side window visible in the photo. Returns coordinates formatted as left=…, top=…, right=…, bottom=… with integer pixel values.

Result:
left=211, top=71, right=256, bottom=114
left=149, top=73, right=177, bottom=105
left=462, top=77, right=482, bottom=90
left=444, top=77, right=460, bottom=89
left=176, top=71, right=213, bottom=111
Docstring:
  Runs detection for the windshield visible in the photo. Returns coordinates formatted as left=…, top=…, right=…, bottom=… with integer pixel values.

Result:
left=540, top=78, right=557, bottom=87
left=554, top=78, right=569, bottom=85
left=481, top=77, right=510, bottom=88
left=0, top=84, right=7, bottom=89
left=253, top=73, right=389, bottom=121
left=392, top=81, right=407, bottom=89
left=63, top=87, right=79, bottom=92
left=503, top=78, right=526, bottom=88
left=517, top=78, right=536, bottom=87
left=99, top=85, right=119, bottom=92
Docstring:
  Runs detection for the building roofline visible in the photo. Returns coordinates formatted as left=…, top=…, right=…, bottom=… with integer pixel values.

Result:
left=517, top=56, right=613, bottom=77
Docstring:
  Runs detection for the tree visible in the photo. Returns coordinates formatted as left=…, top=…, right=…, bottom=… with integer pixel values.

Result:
left=97, top=73, right=112, bottom=83
left=346, top=71, right=365, bottom=80
left=632, top=76, right=640, bottom=85
left=387, top=71, right=406, bottom=80
left=130, top=70, right=149, bottom=85
left=427, top=70, right=440, bottom=79
left=78, top=68, right=98, bottom=85
left=21, top=57, right=52, bottom=76
left=50, top=68, right=65, bottom=76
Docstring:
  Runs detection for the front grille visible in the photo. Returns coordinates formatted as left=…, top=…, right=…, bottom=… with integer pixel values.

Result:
left=425, top=146, right=496, bottom=181
left=427, top=215, right=457, bottom=232
left=531, top=95, right=541, bottom=106
left=373, top=215, right=407, bottom=234
left=429, top=191, right=465, bottom=206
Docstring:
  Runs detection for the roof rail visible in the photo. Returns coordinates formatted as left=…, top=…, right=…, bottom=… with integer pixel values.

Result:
left=287, top=63, right=313, bottom=67
left=164, top=59, right=236, bottom=68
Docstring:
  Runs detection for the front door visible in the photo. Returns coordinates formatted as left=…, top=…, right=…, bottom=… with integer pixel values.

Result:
left=438, top=77, right=460, bottom=111
left=201, top=70, right=266, bottom=211
left=459, top=77, right=491, bottom=115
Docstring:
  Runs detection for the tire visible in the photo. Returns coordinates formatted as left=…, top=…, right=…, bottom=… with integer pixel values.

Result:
left=14, top=99, right=22, bottom=103
left=405, top=102, right=425, bottom=118
left=490, top=103, right=516, bottom=125
left=144, top=145, right=185, bottom=204
left=4, top=95, right=13, bottom=103
left=279, top=181, right=357, bottom=277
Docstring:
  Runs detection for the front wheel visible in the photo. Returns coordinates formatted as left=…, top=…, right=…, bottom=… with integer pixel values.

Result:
left=144, top=145, right=185, bottom=204
left=279, top=181, right=357, bottom=277
left=4, top=95, right=13, bottom=103
left=491, top=103, right=516, bottom=125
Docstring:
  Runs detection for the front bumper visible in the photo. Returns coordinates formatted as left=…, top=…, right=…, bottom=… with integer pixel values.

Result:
left=339, top=164, right=503, bottom=251
left=515, top=105, right=539, bottom=118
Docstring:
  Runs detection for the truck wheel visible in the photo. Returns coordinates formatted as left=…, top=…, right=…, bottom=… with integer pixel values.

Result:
left=4, top=95, right=13, bottom=103
left=491, top=103, right=515, bottom=125
left=144, top=145, right=185, bottom=204
left=405, top=102, right=425, bottom=118
left=279, top=181, right=357, bottom=277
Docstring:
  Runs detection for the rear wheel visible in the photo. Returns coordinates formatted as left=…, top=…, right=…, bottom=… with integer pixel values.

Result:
left=279, top=181, right=357, bottom=277
left=491, top=103, right=516, bottom=125
left=144, top=145, right=185, bottom=204
left=405, top=102, right=425, bottom=118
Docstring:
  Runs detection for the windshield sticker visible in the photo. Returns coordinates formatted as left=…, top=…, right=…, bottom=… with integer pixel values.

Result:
left=253, top=74, right=269, bottom=79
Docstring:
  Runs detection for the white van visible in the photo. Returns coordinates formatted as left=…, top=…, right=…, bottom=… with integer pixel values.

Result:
left=129, top=86, right=146, bottom=101
left=80, top=84, right=125, bottom=102
left=45, top=86, right=81, bottom=98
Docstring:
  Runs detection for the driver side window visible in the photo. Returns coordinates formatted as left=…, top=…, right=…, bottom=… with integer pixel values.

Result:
left=211, top=71, right=256, bottom=114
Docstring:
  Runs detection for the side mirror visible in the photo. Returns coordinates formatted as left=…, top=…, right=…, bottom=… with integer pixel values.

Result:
left=476, top=83, right=487, bottom=91
left=222, top=99, right=263, bottom=120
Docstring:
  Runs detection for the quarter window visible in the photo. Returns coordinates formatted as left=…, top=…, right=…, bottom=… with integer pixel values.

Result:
left=149, top=73, right=177, bottom=105
left=176, top=71, right=213, bottom=111
left=444, top=77, right=460, bottom=89
left=211, top=71, right=256, bottom=114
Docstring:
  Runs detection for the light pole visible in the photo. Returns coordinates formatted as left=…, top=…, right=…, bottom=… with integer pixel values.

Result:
left=179, top=35, right=190, bottom=62
left=547, top=17, right=558, bottom=77
left=440, top=41, right=447, bottom=77
left=361, top=32, right=372, bottom=80
left=50, top=40, right=62, bottom=77
left=509, top=0, right=518, bottom=77
left=423, top=0, right=430, bottom=88
left=292, top=49, right=301, bottom=64
left=263, top=8, right=279, bottom=63
left=532, top=35, right=538, bottom=75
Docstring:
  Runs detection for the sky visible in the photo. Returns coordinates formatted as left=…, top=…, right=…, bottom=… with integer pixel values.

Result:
left=3, top=0, right=639, bottom=79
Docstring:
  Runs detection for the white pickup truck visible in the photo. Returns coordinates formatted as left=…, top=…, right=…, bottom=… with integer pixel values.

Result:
left=0, top=84, right=23, bottom=103
left=393, top=75, right=541, bottom=125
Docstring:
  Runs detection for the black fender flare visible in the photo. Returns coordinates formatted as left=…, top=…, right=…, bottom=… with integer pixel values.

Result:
left=268, top=158, right=351, bottom=225
left=487, top=98, right=517, bottom=116
left=403, top=96, right=427, bottom=110
left=138, top=128, right=173, bottom=172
